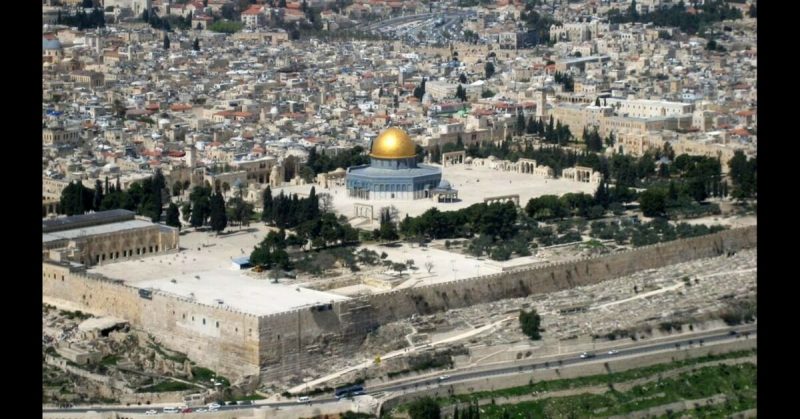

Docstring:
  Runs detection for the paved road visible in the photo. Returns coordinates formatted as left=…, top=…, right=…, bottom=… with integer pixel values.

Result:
left=373, top=325, right=757, bottom=394
left=43, top=325, right=756, bottom=415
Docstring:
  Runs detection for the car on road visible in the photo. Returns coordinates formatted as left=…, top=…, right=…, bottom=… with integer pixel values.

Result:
left=181, top=408, right=193, bottom=413
left=195, top=408, right=208, bottom=413
left=608, top=350, right=619, bottom=355
left=207, top=403, right=221, bottom=410
left=144, top=410, right=157, bottom=416
left=438, top=375, right=451, bottom=381
left=297, top=396, right=311, bottom=403
left=579, top=352, right=596, bottom=359
left=162, top=407, right=179, bottom=413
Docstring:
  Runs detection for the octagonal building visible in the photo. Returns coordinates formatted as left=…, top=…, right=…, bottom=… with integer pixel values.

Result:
left=346, top=127, right=444, bottom=200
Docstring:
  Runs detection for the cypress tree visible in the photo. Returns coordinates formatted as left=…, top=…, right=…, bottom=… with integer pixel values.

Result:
left=209, top=192, right=227, bottom=235
left=262, top=186, right=273, bottom=224
left=93, top=180, right=104, bottom=211
left=166, top=203, right=181, bottom=229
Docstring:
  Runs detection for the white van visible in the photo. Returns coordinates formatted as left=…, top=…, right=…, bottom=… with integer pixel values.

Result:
left=297, top=396, right=311, bottom=403
left=163, top=406, right=179, bottom=413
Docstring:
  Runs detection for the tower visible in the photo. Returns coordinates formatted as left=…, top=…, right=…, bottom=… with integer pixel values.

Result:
left=536, top=88, right=547, bottom=119
left=185, top=145, right=196, bottom=168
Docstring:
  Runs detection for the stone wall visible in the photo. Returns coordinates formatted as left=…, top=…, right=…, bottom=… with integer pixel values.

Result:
left=43, top=226, right=756, bottom=385
left=43, top=264, right=261, bottom=381
left=338, top=226, right=757, bottom=340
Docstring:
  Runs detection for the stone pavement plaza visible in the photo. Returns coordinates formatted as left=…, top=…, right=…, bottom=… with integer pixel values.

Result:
left=89, top=166, right=598, bottom=313
left=277, top=164, right=597, bottom=222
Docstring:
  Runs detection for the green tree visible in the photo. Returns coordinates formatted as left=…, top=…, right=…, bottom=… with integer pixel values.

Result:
left=261, top=186, right=273, bottom=224
left=687, top=178, right=708, bottom=202
left=189, top=185, right=212, bottom=227
left=455, top=84, right=467, bottom=102
left=60, top=181, right=94, bottom=216
left=163, top=32, right=170, bottom=50
left=166, top=203, right=181, bottom=229
left=209, top=192, right=227, bottom=234
left=93, top=179, right=104, bottom=211
left=408, top=397, right=440, bottom=419
left=379, top=208, right=399, bottom=241
left=748, top=4, right=756, bottom=18
left=639, top=188, right=667, bottom=217
left=193, top=37, right=200, bottom=51
left=459, top=73, right=467, bottom=84
left=485, top=61, right=495, bottom=79
left=594, top=182, right=610, bottom=208
left=172, top=180, right=183, bottom=197
left=628, top=0, right=639, bottom=21
left=519, top=308, right=542, bottom=340
left=525, top=195, right=566, bottom=220
left=728, top=150, right=756, bottom=200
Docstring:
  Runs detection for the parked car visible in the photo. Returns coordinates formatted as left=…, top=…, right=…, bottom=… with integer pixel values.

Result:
left=162, top=407, right=179, bottom=413
left=144, top=410, right=157, bottom=416
left=181, top=407, right=193, bottom=413
left=207, top=403, right=221, bottom=410
left=608, top=350, right=619, bottom=355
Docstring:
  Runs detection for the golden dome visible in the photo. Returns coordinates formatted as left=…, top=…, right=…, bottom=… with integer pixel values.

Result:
left=370, top=127, right=417, bottom=159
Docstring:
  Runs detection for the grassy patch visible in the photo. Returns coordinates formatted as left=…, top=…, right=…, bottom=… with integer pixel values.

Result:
left=438, top=348, right=756, bottom=405
left=472, top=362, right=756, bottom=418
left=137, top=380, right=197, bottom=393
left=148, top=343, right=188, bottom=364
left=100, top=355, right=119, bottom=366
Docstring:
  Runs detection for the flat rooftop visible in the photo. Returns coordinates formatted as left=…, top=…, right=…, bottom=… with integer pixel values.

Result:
left=134, top=268, right=348, bottom=316
left=43, top=209, right=135, bottom=233
left=43, top=219, right=158, bottom=244
left=89, top=225, right=349, bottom=316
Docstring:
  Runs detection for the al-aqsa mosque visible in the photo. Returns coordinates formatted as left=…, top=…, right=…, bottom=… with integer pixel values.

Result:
left=346, top=127, right=457, bottom=201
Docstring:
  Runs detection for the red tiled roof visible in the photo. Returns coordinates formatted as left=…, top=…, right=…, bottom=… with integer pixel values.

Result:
left=242, top=6, right=263, bottom=15
left=170, top=103, right=192, bottom=111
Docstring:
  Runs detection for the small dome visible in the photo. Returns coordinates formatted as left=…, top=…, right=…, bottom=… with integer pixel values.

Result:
left=437, top=179, right=452, bottom=190
left=370, top=127, right=417, bottom=159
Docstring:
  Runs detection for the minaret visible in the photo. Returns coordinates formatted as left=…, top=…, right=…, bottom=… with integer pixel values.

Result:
left=536, top=88, right=547, bottom=119
left=185, top=145, right=196, bottom=168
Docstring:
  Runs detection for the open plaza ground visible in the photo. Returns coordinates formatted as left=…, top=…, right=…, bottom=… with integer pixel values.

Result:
left=276, top=163, right=597, bottom=226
